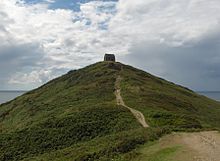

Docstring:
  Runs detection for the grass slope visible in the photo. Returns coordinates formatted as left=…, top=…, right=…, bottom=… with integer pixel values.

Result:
left=0, top=62, right=220, bottom=161
left=120, top=64, right=220, bottom=130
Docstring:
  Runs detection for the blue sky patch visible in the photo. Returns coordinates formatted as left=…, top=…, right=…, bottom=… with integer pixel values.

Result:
left=24, top=0, right=118, bottom=11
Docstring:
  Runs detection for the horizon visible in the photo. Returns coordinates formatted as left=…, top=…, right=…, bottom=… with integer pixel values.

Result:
left=1, top=60, right=220, bottom=92
left=1, top=89, right=220, bottom=92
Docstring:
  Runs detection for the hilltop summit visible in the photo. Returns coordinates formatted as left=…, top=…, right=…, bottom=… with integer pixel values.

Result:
left=104, top=53, right=116, bottom=62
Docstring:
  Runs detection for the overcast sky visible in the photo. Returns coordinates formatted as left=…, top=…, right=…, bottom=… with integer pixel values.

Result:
left=0, top=0, right=220, bottom=91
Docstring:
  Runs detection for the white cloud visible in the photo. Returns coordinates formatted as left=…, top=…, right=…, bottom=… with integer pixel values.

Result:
left=0, top=0, right=118, bottom=89
left=0, top=0, right=220, bottom=90
left=9, top=70, right=51, bottom=84
left=44, top=0, right=55, bottom=3
left=110, top=0, right=220, bottom=47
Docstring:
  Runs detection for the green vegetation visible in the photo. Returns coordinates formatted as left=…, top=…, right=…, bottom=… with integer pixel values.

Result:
left=142, top=147, right=179, bottom=161
left=120, top=64, right=220, bottom=131
left=134, top=141, right=180, bottom=161
left=0, top=61, right=220, bottom=161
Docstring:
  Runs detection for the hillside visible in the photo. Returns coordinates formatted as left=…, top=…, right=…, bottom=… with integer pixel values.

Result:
left=0, top=61, right=220, bottom=161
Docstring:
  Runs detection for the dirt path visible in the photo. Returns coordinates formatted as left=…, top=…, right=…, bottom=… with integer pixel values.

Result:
left=115, top=76, right=149, bottom=128
left=178, top=131, right=220, bottom=161
left=137, top=131, right=220, bottom=161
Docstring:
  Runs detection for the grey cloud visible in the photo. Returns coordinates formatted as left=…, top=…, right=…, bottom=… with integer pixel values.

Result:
left=120, top=29, right=220, bottom=91
left=0, top=43, right=44, bottom=69
left=0, top=11, right=14, bottom=31
left=0, top=43, right=45, bottom=89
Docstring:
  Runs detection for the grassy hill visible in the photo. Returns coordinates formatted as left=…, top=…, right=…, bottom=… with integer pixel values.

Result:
left=0, top=61, right=220, bottom=161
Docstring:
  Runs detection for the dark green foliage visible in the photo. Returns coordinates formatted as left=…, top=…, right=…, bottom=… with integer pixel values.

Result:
left=149, top=112, right=202, bottom=129
left=0, top=106, right=140, bottom=161
left=61, top=128, right=170, bottom=161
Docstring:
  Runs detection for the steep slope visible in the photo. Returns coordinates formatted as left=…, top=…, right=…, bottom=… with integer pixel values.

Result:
left=0, top=61, right=220, bottom=161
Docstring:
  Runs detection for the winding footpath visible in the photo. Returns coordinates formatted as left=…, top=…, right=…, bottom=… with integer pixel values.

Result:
left=114, top=76, right=220, bottom=160
left=115, top=75, right=149, bottom=128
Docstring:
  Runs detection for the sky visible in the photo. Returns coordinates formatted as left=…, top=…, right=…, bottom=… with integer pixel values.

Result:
left=0, top=0, right=220, bottom=91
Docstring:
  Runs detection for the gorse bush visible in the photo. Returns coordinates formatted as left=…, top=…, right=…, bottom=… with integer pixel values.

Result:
left=0, top=105, right=141, bottom=161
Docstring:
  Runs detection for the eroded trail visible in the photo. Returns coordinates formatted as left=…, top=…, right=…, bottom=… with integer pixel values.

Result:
left=115, top=76, right=149, bottom=128
left=181, top=131, right=220, bottom=161
left=136, top=131, right=220, bottom=161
